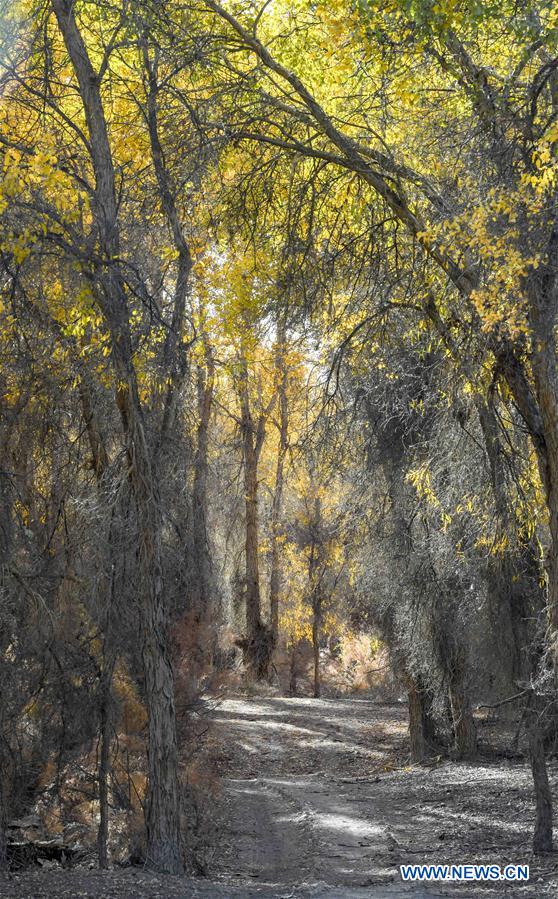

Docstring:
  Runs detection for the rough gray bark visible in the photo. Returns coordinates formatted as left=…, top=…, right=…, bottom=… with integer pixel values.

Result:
left=51, top=0, right=183, bottom=872
left=406, top=676, right=428, bottom=762
left=528, top=698, right=554, bottom=853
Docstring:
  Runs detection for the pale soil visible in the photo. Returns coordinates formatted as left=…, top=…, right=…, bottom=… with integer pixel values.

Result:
left=2, top=694, right=558, bottom=897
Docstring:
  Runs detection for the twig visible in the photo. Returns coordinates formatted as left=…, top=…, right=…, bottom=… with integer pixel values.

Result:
left=476, top=690, right=529, bottom=711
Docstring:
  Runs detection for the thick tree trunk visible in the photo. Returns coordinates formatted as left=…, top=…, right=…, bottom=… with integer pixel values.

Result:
left=517, top=244, right=558, bottom=855
left=403, top=673, right=441, bottom=762
left=406, top=677, right=427, bottom=763
left=529, top=286, right=558, bottom=651
left=51, top=1, right=183, bottom=872
left=135, top=478, right=182, bottom=872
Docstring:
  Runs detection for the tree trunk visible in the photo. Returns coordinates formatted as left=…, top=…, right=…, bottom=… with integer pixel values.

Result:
left=518, top=234, right=558, bottom=855
left=269, top=318, right=288, bottom=643
left=448, top=676, right=477, bottom=759
left=289, top=645, right=298, bottom=696
left=244, top=433, right=262, bottom=652
left=402, top=672, right=442, bottom=762
left=237, top=347, right=274, bottom=678
left=307, top=492, right=323, bottom=699
left=136, top=481, right=182, bottom=872
left=192, top=357, right=214, bottom=623
left=529, top=698, right=553, bottom=853
left=312, top=598, right=321, bottom=699
left=51, top=1, right=183, bottom=872
left=406, top=677, right=427, bottom=763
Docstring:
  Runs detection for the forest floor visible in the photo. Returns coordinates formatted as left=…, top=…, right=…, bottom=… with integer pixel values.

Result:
left=2, top=692, right=558, bottom=898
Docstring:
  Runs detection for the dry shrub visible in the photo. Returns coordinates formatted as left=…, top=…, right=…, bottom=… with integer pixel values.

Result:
left=180, top=754, right=220, bottom=875
left=113, top=666, right=147, bottom=734
left=172, top=613, right=217, bottom=722
left=339, top=633, right=389, bottom=691
left=272, top=638, right=313, bottom=694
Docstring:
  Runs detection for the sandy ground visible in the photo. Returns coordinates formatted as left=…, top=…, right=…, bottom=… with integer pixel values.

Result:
left=2, top=694, right=558, bottom=897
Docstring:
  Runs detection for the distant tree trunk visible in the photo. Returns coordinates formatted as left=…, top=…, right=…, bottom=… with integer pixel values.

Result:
left=289, top=645, right=299, bottom=696
left=312, top=596, right=321, bottom=699
left=308, top=494, right=323, bottom=699
left=192, top=354, right=215, bottom=624
left=51, top=1, right=183, bottom=872
left=448, top=668, right=477, bottom=759
left=243, top=406, right=263, bottom=665
left=237, top=347, right=275, bottom=678
left=269, top=317, right=289, bottom=644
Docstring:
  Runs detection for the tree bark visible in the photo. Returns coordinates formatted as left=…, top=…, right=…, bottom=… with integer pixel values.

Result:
left=528, top=698, right=554, bottom=853
left=401, top=672, right=441, bottom=762
left=406, top=676, right=427, bottom=763
left=237, top=346, right=274, bottom=678
left=269, top=317, right=289, bottom=644
left=143, top=43, right=192, bottom=453
left=312, top=596, right=321, bottom=699
left=192, top=354, right=215, bottom=623
left=308, top=493, right=323, bottom=699
left=289, top=645, right=298, bottom=696
left=51, top=1, right=183, bottom=872
left=448, top=666, right=477, bottom=759
left=527, top=264, right=558, bottom=649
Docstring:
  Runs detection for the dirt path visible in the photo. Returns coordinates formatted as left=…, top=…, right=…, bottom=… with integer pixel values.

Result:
left=207, top=695, right=557, bottom=897
left=2, top=694, right=557, bottom=897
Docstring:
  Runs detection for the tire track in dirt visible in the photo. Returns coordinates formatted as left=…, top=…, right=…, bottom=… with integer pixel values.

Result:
left=208, top=695, right=475, bottom=896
